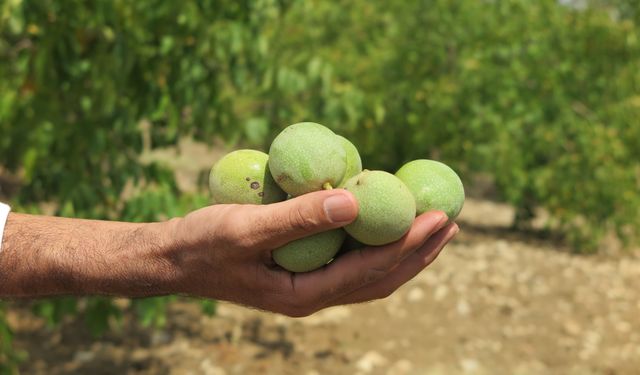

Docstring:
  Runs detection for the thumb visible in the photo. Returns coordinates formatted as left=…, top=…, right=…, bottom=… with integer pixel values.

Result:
left=248, top=189, right=358, bottom=250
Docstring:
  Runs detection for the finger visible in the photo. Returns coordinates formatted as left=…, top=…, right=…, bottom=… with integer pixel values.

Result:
left=237, top=189, right=358, bottom=250
left=326, top=223, right=458, bottom=306
left=285, top=210, right=449, bottom=307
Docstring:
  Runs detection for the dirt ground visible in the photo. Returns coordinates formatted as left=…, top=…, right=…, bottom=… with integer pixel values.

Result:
left=8, top=195, right=640, bottom=375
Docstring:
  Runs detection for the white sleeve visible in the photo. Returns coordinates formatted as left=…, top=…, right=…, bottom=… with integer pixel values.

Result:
left=0, top=202, right=10, bottom=254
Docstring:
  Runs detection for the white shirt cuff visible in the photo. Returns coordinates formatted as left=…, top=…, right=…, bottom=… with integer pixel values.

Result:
left=0, top=202, right=10, bottom=254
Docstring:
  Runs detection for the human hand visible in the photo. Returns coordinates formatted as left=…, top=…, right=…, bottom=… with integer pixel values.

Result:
left=162, top=189, right=458, bottom=317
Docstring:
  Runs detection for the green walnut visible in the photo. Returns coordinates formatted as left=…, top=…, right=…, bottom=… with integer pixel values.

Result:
left=209, top=149, right=286, bottom=205
left=343, top=170, right=416, bottom=246
left=395, top=159, right=465, bottom=220
left=268, top=122, right=347, bottom=196
left=272, top=229, right=346, bottom=273
left=336, top=135, right=363, bottom=187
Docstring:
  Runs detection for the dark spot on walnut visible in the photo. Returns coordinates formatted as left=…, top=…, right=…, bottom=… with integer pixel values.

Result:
left=258, top=192, right=264, bottom=197
left=245, top=177, right=251, bottom=181
left=250, top=181, right=260, bottom=190
left=356, top=179, right=361, bottom=185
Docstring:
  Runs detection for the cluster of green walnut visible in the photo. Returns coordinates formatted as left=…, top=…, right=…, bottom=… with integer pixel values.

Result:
left=209, top=122, right=465, bottom=273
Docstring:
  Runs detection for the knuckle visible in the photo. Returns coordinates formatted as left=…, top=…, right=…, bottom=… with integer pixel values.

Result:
left=288, top=207, right=318, bottom=232
left=220, top=207, right=260, bottom=248
left=216, top=205, right=241, bottom=231
left=235, top=233, right=259, bottom=249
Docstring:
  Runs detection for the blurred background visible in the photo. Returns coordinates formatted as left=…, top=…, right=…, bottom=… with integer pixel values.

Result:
left=1, top=0, right=639, bottom=374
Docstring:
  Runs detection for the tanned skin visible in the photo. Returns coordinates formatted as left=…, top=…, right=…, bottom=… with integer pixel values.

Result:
left=0, top=190, right=458, bottom=317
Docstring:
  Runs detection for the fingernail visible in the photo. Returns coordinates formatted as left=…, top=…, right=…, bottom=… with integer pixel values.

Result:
left=437, top=212, right=449, bottom=227
left=324, top=194, right=356, bottom=223
left=428, top=212, right=448, bottom=231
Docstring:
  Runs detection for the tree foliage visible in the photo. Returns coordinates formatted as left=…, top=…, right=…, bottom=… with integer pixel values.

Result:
left=1, top=0, right=639, bottom=371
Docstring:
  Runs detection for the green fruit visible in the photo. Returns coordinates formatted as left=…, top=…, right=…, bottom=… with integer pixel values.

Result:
left=272, top=229, right=346, bottom=272
left=336, top=136, right=363, bottom=187
left=209, top=149, right=287, bottom=205
left=268, top=122, right=346, bottom=196
left=395, top=159, right=465, bottom=220
left=343, top=170, right=416, bottom=246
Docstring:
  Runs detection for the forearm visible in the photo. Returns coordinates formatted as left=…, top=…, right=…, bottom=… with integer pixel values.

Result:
left=0, top=213, right=180, bottom=298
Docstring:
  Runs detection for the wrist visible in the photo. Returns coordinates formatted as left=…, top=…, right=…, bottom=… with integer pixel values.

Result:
left=127, top=218, right=186, bottom=297
left=150, top=216, right=207, bottom=297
